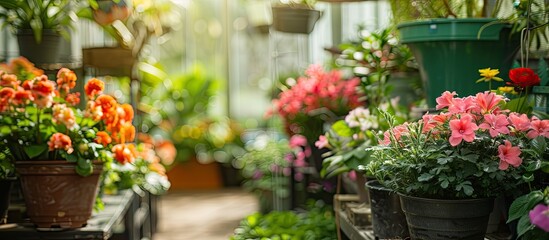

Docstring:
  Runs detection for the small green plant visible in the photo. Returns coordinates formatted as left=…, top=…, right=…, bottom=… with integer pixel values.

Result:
left=231, top=201, right=337, bottom=240
left=0, top=147, right=14, bottom=179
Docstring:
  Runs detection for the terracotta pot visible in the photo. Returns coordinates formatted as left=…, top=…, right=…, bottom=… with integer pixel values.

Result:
left=16, top=161, right=103, bottom=229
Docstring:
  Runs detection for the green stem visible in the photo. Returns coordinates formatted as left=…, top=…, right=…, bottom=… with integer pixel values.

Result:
left=36, top=109, right=41, bottom=144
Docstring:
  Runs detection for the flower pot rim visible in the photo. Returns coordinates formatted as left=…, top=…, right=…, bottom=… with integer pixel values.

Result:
left=397, top=18, right=504, bottom=28
left=398, top=193, right=495, bottom=203
left=533, top=85, right=549, bottom=93
left=365, top=180, right=393, bottom=192
left=15, top=160, right=103, bottom=165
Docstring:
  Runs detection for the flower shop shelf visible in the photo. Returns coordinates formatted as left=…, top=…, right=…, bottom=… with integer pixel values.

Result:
left=335, top=195, right=513, bottom=240
left=0, top=189, right=152, bottom=240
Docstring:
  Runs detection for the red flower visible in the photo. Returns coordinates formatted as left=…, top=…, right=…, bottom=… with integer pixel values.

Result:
left=508, top=67, right=540, bottom=88
left=65, top=92, right=81, bottom=106
left=12, top=89, right=33, bottom=105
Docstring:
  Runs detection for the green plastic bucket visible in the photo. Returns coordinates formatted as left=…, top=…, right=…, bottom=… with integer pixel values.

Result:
left=398, top=18, right=520, bottom=108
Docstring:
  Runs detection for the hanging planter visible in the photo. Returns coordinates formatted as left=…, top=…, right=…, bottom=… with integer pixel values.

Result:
left=271, top=5, right=321, bottom=34
left=398, top=18, right=520, bottom=108
left=399, top=194, right=494, bottom=239
left=16, top=161, right=103, bottom=229
left=16, top=29, right=63, bottom=65
left=92, top=0, right=131, bottom=26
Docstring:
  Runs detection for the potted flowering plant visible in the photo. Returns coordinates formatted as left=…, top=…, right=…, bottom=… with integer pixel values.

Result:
left=368, top=90, right=549, bottom=239
left=0, top=58, right=138, bottom=228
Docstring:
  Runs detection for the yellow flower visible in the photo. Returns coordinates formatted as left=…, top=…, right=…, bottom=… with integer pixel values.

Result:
left=476, top=68, right=503, bottom=83
left=498, top=86, right=518, bottom=95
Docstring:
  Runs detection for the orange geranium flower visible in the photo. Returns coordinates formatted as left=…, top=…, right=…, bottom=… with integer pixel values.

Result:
left=84, top=78, right=104, bottom=99
left=52, top=104, right=77, bottom=130
left=95, top=131, right=112, bottom=147
left=112, top=143, right=137, bottom=164
left=0, top=87, right=15, bottom=99
left=12, top=89, right=33, bottom=106
left=47, top=133, right=73, bottom=154
left=95, top=94, right=117, bottom=117
left=1, top=74, right=19, bottom=88
left=119, top=103, right=134, bottom=123
left=56, top=68, right=77, bottom=93
left=65, top=92, right=81, bottom=106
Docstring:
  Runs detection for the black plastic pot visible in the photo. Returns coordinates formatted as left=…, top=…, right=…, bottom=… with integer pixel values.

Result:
left=16, top=29, right=63, bottom=65
left=399, top=194, right=494, bottom=240
left=365, top=180, right=409, bottom=239
left=0, top=178, right=15, bottom=224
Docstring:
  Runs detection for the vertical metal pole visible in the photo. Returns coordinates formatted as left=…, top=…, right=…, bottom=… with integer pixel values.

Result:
left=331, top=3, right=342, bottom=46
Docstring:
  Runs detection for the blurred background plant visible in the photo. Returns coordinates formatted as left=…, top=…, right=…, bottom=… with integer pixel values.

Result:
left=139, top=63, right=245, bottom=165
left=234, top=132, right=311, bottom=213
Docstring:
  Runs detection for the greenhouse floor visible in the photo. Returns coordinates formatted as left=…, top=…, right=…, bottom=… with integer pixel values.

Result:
left=154, top=188, right=258, bottom=240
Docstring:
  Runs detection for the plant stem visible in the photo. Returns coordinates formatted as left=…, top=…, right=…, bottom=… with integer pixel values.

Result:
left=36, top=109, right=41, bottom=144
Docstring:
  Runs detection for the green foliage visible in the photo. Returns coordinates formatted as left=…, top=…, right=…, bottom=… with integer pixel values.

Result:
left=507, top=188, right=549, bottom=239
left=0, top=147, right=14, bottom=179
left=139, top=63, right=244, bottom=164
left=0, top=0, right=84, bottom=43
left=231, top=201, right=337, bottom=240
left=235, top=136, right=292, bottom=198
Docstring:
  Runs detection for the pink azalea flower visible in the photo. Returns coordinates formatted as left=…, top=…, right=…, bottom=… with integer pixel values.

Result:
left=422, top=114, right=436, bottom=133
left=473, top=91, right=503, bottom=114
left=479, top=114, right=510, bottom=137
left=498, top=140, right=522, bottom=170
left=449, top=114, right=478, bottom=146
left=289, top=135, right=308, bottom=148
left=448, top=96, right=475, bottom=114
left=435, top=91, right=457, bottom=110
left=508, top=113, right=531, bottom=132
left=529, top=204, right=549, bottom=232
left=315, top=135, right=329, bottom=149
left=527, top=118, right=549, bottom=139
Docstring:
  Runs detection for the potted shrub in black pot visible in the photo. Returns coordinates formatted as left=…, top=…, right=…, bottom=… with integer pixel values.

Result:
left=0, top=0, right=83, bottom=65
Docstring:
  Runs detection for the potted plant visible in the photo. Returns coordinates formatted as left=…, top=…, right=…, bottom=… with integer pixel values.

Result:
left=367, top=87, right=549, bottom=239
left=0, top=59, right=139, bottom=228
left=390, top=0, right=547, bottom=108
left=235, top=134, right=309, bottom=213
left=271, top=0, right=322, bottom=34
left=0, top=0, right=83, bottom=65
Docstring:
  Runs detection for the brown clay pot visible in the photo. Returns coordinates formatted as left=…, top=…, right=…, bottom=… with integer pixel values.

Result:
left=16, top=161, right=103, bottom=229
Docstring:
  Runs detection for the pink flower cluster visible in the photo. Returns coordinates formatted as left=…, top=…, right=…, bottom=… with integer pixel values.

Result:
left=270, top=64, right=364, bottom=121
left=381, top=91, right=549, bottom=171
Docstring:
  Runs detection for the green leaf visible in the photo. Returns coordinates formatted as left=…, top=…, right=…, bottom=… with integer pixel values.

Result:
left=24, top=145, right=47, bottom=159
left=462, top=184, right=473, bottom=196
left=418, top=173, right=433, bottom=182
left=516, top=214, right=535, bottom=238
left=331, top=120, right=353, bottom=137
left=65, top=153, right=78, bottom=162
left=507, top=191, right=544, bottom=223
left=440, top=180, right=449, bottom=189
